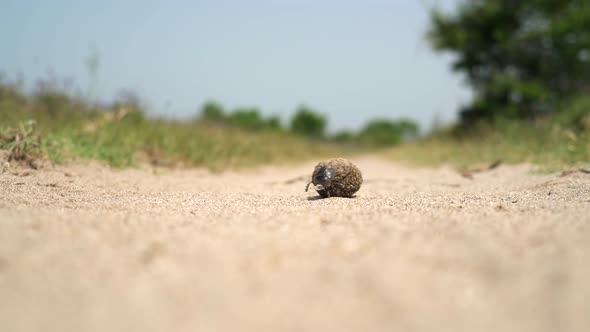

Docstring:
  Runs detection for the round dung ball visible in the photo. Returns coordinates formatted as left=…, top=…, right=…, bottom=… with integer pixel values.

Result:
left=306, top=158, right=362, bottom=198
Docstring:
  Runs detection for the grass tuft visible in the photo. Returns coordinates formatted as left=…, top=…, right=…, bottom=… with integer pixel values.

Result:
left=0, top=120, right=47, bottom=168
left=389, top=120, right=590, bottom=172
left=0, top=83, right=349, bottom=170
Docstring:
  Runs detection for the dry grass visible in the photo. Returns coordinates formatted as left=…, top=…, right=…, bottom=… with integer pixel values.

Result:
left=389, top=122, right=590, bottom=172
left=0, top=120, right=45, bottom=169
left=0, top=83, right=350, bottom=170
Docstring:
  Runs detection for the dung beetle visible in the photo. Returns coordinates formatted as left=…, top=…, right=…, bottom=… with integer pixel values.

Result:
left=305, top=158, right=362, bottom=198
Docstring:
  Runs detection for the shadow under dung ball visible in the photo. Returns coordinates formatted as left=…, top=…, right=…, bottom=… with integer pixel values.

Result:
left=305, top=158, right=363, bottom=198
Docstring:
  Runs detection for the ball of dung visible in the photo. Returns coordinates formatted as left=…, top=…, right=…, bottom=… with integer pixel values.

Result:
left=306, top=158, right=362, bottom=198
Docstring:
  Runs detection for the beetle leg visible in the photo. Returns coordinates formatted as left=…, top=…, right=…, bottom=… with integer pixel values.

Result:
left=305, top=182, right=312, bottom=192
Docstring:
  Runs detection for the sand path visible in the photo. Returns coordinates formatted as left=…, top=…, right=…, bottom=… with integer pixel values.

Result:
left=1, top=157, right=589, bottom=332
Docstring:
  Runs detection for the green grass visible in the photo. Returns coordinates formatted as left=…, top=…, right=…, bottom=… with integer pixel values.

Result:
left=0, top=84, right=348, bottom=170
left=0, top=120, right=44, bottom=166
left=389, top=121, right=590, bottom=172
left=3, top=81, right=588, bottom=172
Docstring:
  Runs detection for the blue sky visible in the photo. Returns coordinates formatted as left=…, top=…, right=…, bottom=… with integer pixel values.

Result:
left=1, top=0, right=470, bottom=131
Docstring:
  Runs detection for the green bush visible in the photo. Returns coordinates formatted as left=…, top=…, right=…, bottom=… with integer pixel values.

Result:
left=265, top=115, right=282, bottom=131
left=200, top=101, right=226, bottom=122
left=359, top=119, right=419, bottom=147
left=290, top=106, right=326, bottom=138
left=229, top=108, right=267, bottom=131
left=428, top=0, right=590, bottom=125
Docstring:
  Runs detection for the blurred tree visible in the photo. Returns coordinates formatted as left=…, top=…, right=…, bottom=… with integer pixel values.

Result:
left=331, top=130, right=356, bottom=143
left=428, top=0, right=590, bottom=125
left=229, top=107, right=267, bottom=131
left=199, top=102, right=282, bottom=131
left=200, top=101, right=226, bottom=122
left=290, top=106, right=327, bottom=138
left=359, top=119, right=419, bottom=147
left=265, top=115, right=282, bottom=130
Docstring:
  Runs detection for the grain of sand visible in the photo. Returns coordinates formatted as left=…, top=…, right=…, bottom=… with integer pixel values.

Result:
left=1, top=157, right=589, bottom=332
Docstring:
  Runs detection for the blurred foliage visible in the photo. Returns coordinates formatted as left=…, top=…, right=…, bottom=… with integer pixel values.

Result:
left=0, top=120, right=44, bottom=166
left=390, top=117, right=590, bottom=171
left=428, top=0, right=590, bottom=125
left=200, top=101, right=226, bottom=122
left=0, top=81, right=344, bottom=169
left=290, top=106, right=327, bottom=138
left=331, top=130, right=356, bottom=143
left=2, top=75, right=585, bottom=171
left=196, top=101, right=416, bottom=148
left=198, top=102, right=281, bottom=131
left=0, top=72, right=423, bottom=172
left=358, top=119, right=419, bottom=147
left=229, top=107, right=273, bottom=131
left=553, top=95, right=590, bottom=131
left=265, top=115, right=282, bottom=130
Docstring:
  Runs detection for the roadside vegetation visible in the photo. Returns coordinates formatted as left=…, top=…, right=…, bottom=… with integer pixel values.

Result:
left=0, top=83, right=329, bottom=170
left=390, top=107, right=590, bottom=172
left=2, top=0, right=588, bottom=171
left=0, top=79, right=416, bottom=170
left=390, top=0, right=590, bottom=171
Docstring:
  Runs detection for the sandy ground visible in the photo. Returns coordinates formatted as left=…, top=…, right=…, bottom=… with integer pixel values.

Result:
left=1, top=157, right=589, bottom=332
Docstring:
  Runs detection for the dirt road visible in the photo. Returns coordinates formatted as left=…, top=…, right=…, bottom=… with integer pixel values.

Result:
left=1, top=157, right=589, bottom=332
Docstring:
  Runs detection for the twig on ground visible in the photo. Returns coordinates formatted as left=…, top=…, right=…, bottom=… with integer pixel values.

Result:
left=561, top=168, right=590, bottom=177
left=0, top=133, right=14, bottom=142
left=459, top=160, right=503, bottom=179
